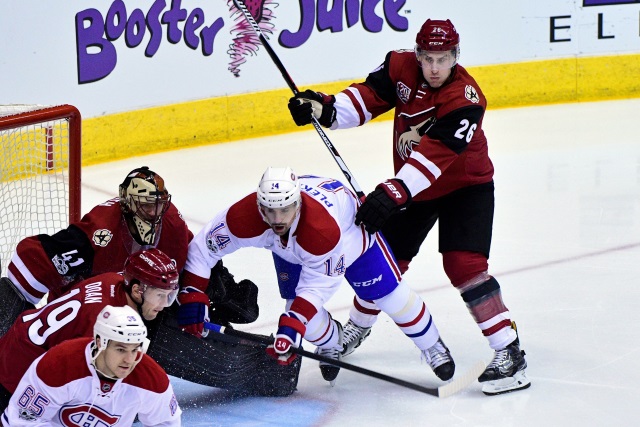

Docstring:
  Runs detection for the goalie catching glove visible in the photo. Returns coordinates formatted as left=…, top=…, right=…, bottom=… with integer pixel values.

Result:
left=288, top=89, right=337, bottom=128
left=355, top=178, right=412, bottom=234
left=177, top=286, right=210, bottom=338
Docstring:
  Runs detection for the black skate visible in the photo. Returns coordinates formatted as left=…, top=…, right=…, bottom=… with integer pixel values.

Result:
left=422, top=338, right=455, bottom=381
left=479, top=329, right=531, bottom=395
left=316, top=321, right=343, bottom=385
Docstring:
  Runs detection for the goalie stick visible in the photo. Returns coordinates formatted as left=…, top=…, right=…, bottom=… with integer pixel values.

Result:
left=231, top=0, right=366, bottom=200
left=205, top=321, right=484, bottom=398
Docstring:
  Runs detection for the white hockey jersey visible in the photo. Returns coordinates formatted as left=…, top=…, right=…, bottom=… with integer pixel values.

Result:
left=183, top=175, right=372, bottom=312
left=2, top=338, right=181, bottom=427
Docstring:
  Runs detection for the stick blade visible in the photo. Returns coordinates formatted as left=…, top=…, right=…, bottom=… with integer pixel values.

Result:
left=437, top=361, right=485, bottom=398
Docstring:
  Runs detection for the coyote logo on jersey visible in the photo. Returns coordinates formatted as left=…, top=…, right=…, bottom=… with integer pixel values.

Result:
left=396, top=117, right=437, bottom=160
left=465, top=85, right=480, bottom=103
left=92, top=229, right=113, bottom=247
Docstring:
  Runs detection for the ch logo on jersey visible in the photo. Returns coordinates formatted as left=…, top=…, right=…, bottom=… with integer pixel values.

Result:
left=396, top=117, right=436, bottom=160
left=396, top=81, right=411, bottom=104
left=465, top=85, right=480, bottom=103
left=59, top=405, right=121, bottom=426
left=92, top=229, right=113, bottom=247
left=206, top=222, right=230, bottom=254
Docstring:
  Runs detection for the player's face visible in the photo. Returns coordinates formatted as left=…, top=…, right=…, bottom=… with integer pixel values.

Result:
left=417, top=51, right=455, bottom=88
left=260, top=203, right=298, bottom=236
left=140, top=286, right=177, bottom=320
left=96, top=341, right=144, bottom=379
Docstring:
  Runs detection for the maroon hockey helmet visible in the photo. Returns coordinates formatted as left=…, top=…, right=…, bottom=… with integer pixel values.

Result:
left=416, top=19, right=459, bottom=52
left=124, top=249, right=179, bottom=297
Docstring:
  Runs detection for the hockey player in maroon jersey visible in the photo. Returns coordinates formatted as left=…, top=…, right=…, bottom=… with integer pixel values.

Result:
left=0, top=248, right=300, bottom=411
left=2, top=305, right=181, bottom=426
left=287, top=19, right=530, bottom=395
left=183, top=167, right=453, bottom=387
left=5, top=166, right=259, bottom=338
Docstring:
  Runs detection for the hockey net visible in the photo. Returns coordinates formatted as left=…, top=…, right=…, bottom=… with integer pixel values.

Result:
left=0, top=105, right=81, bottom=277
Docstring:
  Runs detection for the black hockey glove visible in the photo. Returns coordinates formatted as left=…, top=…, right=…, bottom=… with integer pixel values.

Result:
left=207, top=261, right=259, bottom=325
left=288, top=89, right=336, bottom=128
left=355, top=179, right=412, bottom=234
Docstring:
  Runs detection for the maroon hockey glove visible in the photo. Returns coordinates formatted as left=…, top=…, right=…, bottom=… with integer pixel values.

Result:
left=288, top=89, right=336, bottom=128
left=355, top=179, right=412, bottom=234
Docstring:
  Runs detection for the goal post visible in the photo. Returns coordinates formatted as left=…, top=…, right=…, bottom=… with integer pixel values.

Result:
left=0, top=104, right=81, bottom=277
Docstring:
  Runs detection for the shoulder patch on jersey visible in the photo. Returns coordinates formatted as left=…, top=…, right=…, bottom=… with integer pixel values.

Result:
left=206, top=222, right=230, bottom=254
left=294, top=194, right=340, bottom=256
left=465, top=85, right=480, bottom=103
left=36, top=338, right=92, bottom=387
left=92, top=229, right=113, bottom=247
left=123, top=354, right=170, bottom=393
left=396, top=81, right=411, bottom=104
left=227, top=193, right=270, bottom=239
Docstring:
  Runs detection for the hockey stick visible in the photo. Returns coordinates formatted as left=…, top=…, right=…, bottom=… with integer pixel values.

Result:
left=205, top=321, right=483, bottom=397
left=231, top=0, right=366, bottom=200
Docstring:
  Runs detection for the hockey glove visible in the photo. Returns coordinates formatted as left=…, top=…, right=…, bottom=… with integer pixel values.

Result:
left=207, top=261, right=259, bottom=325
left=355, top=179, right=412, bottom=234
left=177, top=286, right=210, bottom=338
left=266, top=311, right=306, bottom=366
left=288, top=89, right=337, bottom=128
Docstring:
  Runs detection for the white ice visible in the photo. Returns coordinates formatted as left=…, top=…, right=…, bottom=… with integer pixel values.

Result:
left=81, top=99, right=640, bottom=426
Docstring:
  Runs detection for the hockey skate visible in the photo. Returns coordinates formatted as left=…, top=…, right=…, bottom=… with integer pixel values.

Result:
left=341, top=319, right=372, bottom=357
left=479, top=327, right=530, bottom=395
left=421, top=338, right=456, bottom=381
left=316, top=321, right=343, bottom=385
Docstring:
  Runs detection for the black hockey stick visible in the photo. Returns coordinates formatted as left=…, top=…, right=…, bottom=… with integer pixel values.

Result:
left=205, top=321, right=483, bottom=397
left=231, top=0, right=366, bottom=200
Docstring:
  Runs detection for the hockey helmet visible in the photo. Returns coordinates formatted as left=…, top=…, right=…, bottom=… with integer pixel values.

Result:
left=415, top=19, right=460, bottom=67
left=93, top=305, right=148, bottom=354
left=123, top=249, right=179, bottom=306
left=119, top=166, right=171, bottom=245
left=257, top=167, right=301, bottom=209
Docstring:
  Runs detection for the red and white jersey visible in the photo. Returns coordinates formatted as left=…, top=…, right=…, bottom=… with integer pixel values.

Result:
left=2, top=338, right=181, bottom=427
left=332, top=50, right=494, bottom=201
left=7, top=197, right=193, bottom=304
left=183, top=176, right=370, bottom=313
left=0, top=273, right=129, bottom=393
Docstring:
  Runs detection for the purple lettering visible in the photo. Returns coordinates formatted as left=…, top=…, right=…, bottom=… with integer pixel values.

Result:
left=75, top=9, right=117, bottom=84
left=105, top=0, right=126, bottom=41
left=279, top=0, right=315, bottom=49
left=200, top=18, right=224, bottom=56
left=145, top=0, right=166, bottom=57
left=184, top=8, right=205, bottom=50
left=383, top=0, right=407, bottom=31
left=317, top=0, right=343, bottom=32
left=125, top=9, right=146, bottom=48
left=162, top=0, right=187, bottom=44
left=279, top=0, right=408, bottom=48
left=362, top=0, right=383, bottom=32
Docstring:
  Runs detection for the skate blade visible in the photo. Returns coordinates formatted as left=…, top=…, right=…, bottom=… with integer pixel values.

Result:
left=481, top=370, right=531, bottom=396
left=438, top=361, right=486, bottom=398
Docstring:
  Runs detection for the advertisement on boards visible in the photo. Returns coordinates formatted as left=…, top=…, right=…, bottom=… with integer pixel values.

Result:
left=1, top=0, right=639, bottom=117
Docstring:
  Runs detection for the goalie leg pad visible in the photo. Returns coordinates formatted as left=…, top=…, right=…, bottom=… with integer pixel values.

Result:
left=148, top=308, right=300, bottom=397
left=0, top=277, right=35, bottom=338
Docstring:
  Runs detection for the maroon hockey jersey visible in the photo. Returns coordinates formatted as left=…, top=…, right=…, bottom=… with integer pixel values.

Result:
left=0, top=272, right=129, bottom=393
left=336, top=50, right=494, bottom=201
left=7, top=197, right=193, bottom=304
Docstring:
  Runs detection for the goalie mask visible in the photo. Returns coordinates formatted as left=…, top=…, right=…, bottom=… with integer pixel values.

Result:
left=119, top=166, right=171, bottom=245
left=256, top=167, right=301, bottom=235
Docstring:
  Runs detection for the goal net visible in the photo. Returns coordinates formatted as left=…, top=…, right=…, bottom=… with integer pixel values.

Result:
left=0, top=105, right=81, bottom=277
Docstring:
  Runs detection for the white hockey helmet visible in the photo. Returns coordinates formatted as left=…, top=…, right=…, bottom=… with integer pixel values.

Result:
left=256, top=167, right=301, bottom=209
left=93, top=305, right=148, bottom=355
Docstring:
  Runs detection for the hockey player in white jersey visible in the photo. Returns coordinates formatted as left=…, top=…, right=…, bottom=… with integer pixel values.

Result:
left=181, top=167, right=454, bottom=385
left=1, top=305, right=181, bottom=427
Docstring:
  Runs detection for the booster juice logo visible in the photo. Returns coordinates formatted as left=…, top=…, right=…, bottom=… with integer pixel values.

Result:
left=75, top=0, right=408, bottom=83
